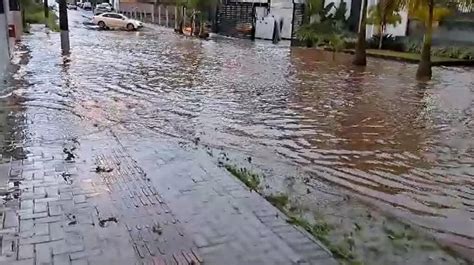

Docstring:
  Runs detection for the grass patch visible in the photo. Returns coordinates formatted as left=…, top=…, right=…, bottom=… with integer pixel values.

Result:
left=23, top=0, right=59, bottom=31
left=287, top=215, right=362, bottom=264
left=224, top=164, right=261, bottom=191
left=265, top=194, right=289, bottom=211
left=365, top=49, right=463, bottom=63
left=222, top=163, right=361, bottom=264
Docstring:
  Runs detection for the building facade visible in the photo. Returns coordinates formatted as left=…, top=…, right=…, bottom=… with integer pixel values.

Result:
left=1, top=0, right=10, bottom=80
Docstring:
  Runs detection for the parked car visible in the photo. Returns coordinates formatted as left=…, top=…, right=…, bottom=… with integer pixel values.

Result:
left=67, top=4, right=77, bottom=10
left=92, top=13, right=143, bottom=31
left=82, top=2, right=92, bottom=10
left=94, top=3, right=112, bottom=15
left=97, top=3, right=112, bottom=10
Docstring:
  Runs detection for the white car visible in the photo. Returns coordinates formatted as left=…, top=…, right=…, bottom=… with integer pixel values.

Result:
left=92, top=13, right=143, bottom=31
left=82, top=2, right=92, bottom=10
left=97, top=3, right=112, bottom=10
left=94, top=2, right=112, bottom=14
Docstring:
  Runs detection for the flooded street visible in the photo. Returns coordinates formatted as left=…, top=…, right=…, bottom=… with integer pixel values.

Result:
left=6, top=10, right=474, bottom=262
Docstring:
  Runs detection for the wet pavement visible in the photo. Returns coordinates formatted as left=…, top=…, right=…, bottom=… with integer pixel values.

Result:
left=0, top=11, right=340, bottom=265
left=0, top=8, right=473, bottom=265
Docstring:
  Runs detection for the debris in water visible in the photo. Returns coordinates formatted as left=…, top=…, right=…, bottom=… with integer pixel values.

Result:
left=67, top=214, right=77, bottom=225
left=62, top=172, right=73, bottom=184
left=152, top=222, right=163, bottom=235
left=95, top=166, right=113, bottom=173
left=63, top=148, right=75, bottom=161
left=247, top=157, right=252, bottom=163
left=99, top=217, right=118, bottom=227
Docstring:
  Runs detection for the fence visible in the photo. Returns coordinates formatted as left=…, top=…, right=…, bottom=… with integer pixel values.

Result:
left=119, top=3, right=179, bottom=28
left=216, top=0, right=269, bottom=38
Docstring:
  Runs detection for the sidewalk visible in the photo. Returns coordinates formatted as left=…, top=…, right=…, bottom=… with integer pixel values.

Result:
left=0, top=29, right=338, bottom=265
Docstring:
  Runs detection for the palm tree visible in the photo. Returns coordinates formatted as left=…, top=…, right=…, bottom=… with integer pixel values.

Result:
left=367, top=0, right=402, bottom=49
left=402, top=0, right=468, bottom=80
left=352, top=0, right=368, bottom=65
left=406, top=0, right=435, bottom=79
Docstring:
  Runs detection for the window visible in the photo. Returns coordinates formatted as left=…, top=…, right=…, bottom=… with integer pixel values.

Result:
left=9, top=0, right=20, bottom=11
left=102, top=14, right=111, bottom=17
left=110, top=14, right=124, bottom=19
left=0, top=0, right=4, bottom=14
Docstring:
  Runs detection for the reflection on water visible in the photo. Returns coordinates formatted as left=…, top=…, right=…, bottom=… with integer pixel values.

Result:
left=21, top=13, right=474, bottom=252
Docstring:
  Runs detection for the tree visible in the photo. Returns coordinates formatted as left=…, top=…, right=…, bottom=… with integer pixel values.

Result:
left=401, top=0, right=469, bottom=79
left=328, top=34, right=345, bottom=59
left=352, top=0, right=368, bottom=65
left=184, top=0, right=214, bottom=36
left=367, top=0, right=402, bottom=49
left=304, top=0, right=325, bottom=23
left=296, top=0, right=349, bottom=47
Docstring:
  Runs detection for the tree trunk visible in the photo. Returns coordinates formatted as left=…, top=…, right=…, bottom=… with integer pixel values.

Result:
left=21, top=5, right=27, bottom=30
left=190, top=10, right=195, bottom=36
left=199, top=20, right=204, bottom=36
left=353, top=0, right=368, bottom=65
left=378, top=25, right=384, bottom=49
left=44, top=0, right=49, bottom=27
left=416, top=0, right=433, bottom=80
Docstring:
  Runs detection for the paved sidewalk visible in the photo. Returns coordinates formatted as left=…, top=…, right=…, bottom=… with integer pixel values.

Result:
left=0, top=126, right=338, bottom=265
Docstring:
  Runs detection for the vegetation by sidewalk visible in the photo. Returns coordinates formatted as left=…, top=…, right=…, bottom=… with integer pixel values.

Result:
left=22, top=0, right=59, bottom=32
left=224, top=164, right=261, bottom=191
left=221, top=157, right=470, bottom=265
left=357, top=49, right=472, bottom=65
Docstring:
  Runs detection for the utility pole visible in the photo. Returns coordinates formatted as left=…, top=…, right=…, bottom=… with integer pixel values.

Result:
left=58, top=0, right=70, bottom=54
left=44, top=0, right=48, bottom=20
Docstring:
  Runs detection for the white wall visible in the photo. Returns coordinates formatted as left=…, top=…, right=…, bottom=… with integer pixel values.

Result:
left=255, top=16, right=275, bottom=40
left=365, top=0, right=408, bottom=37
left=0, top=0, right=11, bottom=80
left=269, top=0, right=293, bottom=39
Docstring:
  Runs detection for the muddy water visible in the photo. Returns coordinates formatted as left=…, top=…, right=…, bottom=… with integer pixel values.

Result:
left=19, top=11, right=474, bottom=254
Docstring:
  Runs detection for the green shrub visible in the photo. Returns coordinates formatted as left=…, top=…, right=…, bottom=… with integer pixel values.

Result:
left=224, top=164, right=261, bottom=191
left=343, top=39, right=356, bottom=49
left=406, top=40, right=421, bottom=53
left=23, top=0, right=59, bottom=31
left=265, top=194, right=289, bottom=211
left=367, top=34, right=405, bottom=51
left=402, top=40, right=473, bottom=60
left=431, top=46, right=474, bottom=59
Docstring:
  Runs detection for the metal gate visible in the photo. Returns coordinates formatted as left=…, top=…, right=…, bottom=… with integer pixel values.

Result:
left=216, top=0, right=268, bottom=39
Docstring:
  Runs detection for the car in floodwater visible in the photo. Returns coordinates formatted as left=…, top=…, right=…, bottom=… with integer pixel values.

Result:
left=94, top=3, right=112, bottom=15
left=92, top=13, right=143, bottom=31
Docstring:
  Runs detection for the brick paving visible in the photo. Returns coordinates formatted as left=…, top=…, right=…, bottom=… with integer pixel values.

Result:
left=0, top=134, right=200, bottom=265
left=0, top=125, right=338, bottom=265
left=121, top=136, right=339, bottom=265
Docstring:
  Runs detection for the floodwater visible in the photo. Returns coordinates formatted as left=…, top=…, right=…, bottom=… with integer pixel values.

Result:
left=11, top=10, right=474, bottom=256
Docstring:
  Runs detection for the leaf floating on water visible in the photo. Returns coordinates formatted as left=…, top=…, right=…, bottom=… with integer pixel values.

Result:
left=95, top=166, right=113, bottom=173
